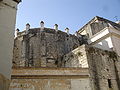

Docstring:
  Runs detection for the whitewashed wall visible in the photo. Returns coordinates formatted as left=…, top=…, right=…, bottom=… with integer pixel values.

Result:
left=0, top=0, right=18, bottom=79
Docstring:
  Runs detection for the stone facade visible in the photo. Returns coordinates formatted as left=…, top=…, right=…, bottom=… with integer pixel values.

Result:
left=62, top=45, right=88, bottom=68
left=62, top=45, right=120, bottom=90
left=86, top=46, right=120, bottom=90
left=11, top=42, right=120, bottom=90
left=13, top=28, right=86, bottom=67
left=11, top=17, right=120, bottom=90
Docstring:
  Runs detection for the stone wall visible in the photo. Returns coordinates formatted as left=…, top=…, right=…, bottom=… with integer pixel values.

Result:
left=13, top=28, right=84, bottom=67
left=62, top=45, right=120, bottom=90
left=10, top=67, right=91, bottom=90
left=62, top=45, right=88, bottom=68
left=86, top=46, right=120, bottom=90
left=12, top=24, right=120, bottom=90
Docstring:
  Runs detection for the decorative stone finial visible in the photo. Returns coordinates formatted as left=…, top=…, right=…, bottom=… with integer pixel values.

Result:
left=15, top=28, right=19, bottom=38
left=65, top=27, right=69, bottom=34
left=26, top=23, right=30, bottom=34
left=16, top=28, right=20, bottom=32
left=26, top=23, right=30, bottom=30
left=40, top=21, right=44, bottom=32
left=40, top=21, right=44, bottom=28
left=54, top=24, right=58, bottom=31
left=75, top=31, right=81, bottom=37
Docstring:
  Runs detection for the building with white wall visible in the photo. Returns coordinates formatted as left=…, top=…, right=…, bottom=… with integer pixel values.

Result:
left=78, top=16, right=120, bottom=56
left=0, top=0, right=21, bottom=89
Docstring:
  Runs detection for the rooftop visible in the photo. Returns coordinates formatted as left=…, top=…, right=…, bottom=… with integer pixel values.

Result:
left=78, top=16, right=120, bottom=32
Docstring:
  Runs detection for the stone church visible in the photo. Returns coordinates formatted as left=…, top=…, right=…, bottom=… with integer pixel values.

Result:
left=10, top=16, right=120, bottom=90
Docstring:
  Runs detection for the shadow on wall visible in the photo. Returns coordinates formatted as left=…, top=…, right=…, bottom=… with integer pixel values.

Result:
left=93, top=39, right=113, bottom=51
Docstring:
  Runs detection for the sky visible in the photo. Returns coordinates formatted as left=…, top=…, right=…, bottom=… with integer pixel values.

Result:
left=16, top=0, right=120, bottom=34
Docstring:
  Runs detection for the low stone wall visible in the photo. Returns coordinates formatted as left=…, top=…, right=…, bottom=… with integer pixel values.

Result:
left=10, top=67, right=91, bottom=90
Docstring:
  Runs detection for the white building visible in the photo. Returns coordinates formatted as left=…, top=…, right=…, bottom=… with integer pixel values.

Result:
left=0, top=0, right=21, bottom=89
left=78, top=16, right=120, bottom=56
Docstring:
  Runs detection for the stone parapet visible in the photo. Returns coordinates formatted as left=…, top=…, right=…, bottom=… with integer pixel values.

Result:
left=10, top=68, right=91, bottom=90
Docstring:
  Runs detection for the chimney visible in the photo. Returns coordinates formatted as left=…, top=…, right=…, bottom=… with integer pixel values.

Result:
left=15, top=28, right=19, bottom=38
left=54, top=24, right=58, bottom=31
left=65, top=27, right=69, bottom=34
left=26, top=23, right=30, bottom=34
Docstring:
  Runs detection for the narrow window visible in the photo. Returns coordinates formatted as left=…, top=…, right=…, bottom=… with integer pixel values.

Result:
left=108, top=79, right=112, bottom=88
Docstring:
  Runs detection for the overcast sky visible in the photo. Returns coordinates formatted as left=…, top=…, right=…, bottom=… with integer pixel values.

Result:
left=16, top=0, right=120, bottom=34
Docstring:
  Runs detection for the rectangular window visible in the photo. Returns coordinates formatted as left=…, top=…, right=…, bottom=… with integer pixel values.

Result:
left=108, top=79, right=112, bottom=88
